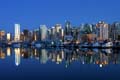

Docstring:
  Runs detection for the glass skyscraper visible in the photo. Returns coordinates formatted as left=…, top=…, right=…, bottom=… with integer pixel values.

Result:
left=14, top=24, right=20, bottom=41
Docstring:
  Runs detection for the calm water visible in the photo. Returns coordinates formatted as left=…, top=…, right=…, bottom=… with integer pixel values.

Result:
left=0, top=47, right=120, bottom=80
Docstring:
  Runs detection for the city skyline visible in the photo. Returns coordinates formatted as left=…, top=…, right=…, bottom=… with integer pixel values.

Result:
left=0, top=20, right=120, bottom=50
left=1, top=21, right=120, bottom=41
left=0, top=20, right=120, bottom=33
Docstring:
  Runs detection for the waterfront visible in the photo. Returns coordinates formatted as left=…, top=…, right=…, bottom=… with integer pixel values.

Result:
left=0, top=47, right=120, bottom=79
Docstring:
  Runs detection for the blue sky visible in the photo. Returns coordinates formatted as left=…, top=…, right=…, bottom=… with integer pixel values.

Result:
left=0, top=0, right=120, bottom=33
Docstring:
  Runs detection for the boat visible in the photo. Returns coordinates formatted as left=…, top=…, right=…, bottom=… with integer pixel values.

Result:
left=102, top=41, right=113, bottom=48
left=12, top=42, right=21, bottom=48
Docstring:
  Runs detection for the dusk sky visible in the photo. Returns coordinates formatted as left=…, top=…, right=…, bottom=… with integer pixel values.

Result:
left=0, top=0, right=120, bottom=33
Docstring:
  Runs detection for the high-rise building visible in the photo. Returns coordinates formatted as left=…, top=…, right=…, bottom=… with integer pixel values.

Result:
left=33, top=29, right=40, bottom=41
left=14, top=24, right=20, bottom=41
left=81, top=24, right=96, bottom=42
left=23, top=29, right=29, bottom=41
left=0, top=30, right=5, bottom=41
left=96, top=21, right=109, bottom=41
left=111, top=22, right=120, bottom=40
left=55, top=24, right=62, bottom=40
left=33, top=30, right=37, bottom=41
left=20, top=32, right=24, bottom=41
left=6, top=32, right=11, bottom=41
left=0, top=30, right=5, bottom=36
left=59, top=28, right=64, bottom=41
left=28, top=31, right=33, bottom=42
left=47, top=29, right=52, bottom=40
left=51, top=27, right=56, bottom=40
left=40, top=25, right=47, bottom=41
left=71, top=27, right=80, bottom=42
left=55, top=24, right=62, bottom=33
left=65, top=21, right=71, bottom=35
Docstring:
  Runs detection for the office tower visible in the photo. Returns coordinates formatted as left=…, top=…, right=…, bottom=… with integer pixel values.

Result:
left=47, top=29, right=52, bottom=40
left=65, top=21, right=71, bottom=35
left=55, top=24, right=62, bottom=33
left=14, top=24, right=20, bottom=41
left=80, top=24, right=85, bottom=32
left=79, top=24, right=86, bottom=42
left=20, top=32, right=24, bottom=41
left=55, top=24, right=62, bottom=40
left=28, top=31, right=33, bottom=42
left=80, top=24, right=96, bottom=35
left=71, top=27, right=77, bottom=41
left=0, top=30, right=5, bottom=36
left=7, top=32, right=11, bottom=41
left=23, top=29, right=29, bottom=41
left=70, top=27, right=80, bottom=42
left=14, top=48, right=20, bottom=66
left=32, top=30, right=36, bottom=41
left=40, top=25, right=47, bottom=41
left=111, top=22, right=120, bottom=40
left=33, top=30, right=37, bottom=41
left=0, top=30, right=5, bottom=41
left=61, top=29, right=64, bottom=37
left=33, top=29, right=40, bottom=41
left=84, top=24, right=96, bottom=42
left=59, top=28, right=64, bottom=41
left=96, top=21, right=109, bottom=41
left=51, top=27, right=55, bottom=40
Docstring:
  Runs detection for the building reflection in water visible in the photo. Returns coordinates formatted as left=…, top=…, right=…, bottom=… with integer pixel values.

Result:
left=14, top=48, right=20, bottom=66
left=0, top=47, right=120, bottom=68
left=7, top=47, right=11, bottom=56
left=0, top=48, right=5, bottom=59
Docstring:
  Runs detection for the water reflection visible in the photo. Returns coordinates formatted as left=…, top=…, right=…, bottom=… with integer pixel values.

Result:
left=14, top=48, right=20, bottom=66
left=0, top=47, right=120, bottom=68
left=7, top=47, right=11, bottom=56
